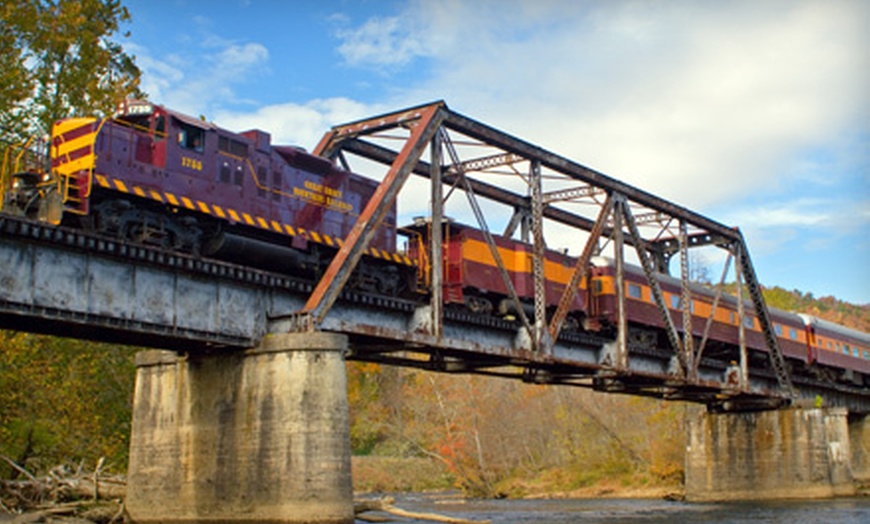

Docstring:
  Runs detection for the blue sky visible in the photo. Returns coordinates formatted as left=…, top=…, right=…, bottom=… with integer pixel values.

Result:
left=122, top=0, right=868, bottom=304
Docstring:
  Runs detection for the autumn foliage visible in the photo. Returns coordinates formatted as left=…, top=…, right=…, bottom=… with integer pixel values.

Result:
left=347, top=363, right=686, bottom=497
left=0, top=332, right=135, bottom=478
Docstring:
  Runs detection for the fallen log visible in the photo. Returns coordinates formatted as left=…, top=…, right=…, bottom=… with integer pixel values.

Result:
left=354, top=496, right=489, bottom=524
left=0, top=456, right=125, bottom=513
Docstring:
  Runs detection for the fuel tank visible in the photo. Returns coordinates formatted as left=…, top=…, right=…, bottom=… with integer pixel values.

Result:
left=203, top=231, right=319, bottom=276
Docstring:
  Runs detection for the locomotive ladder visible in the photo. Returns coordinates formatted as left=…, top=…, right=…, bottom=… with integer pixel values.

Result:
left=62, top=171, right=91, bottom=215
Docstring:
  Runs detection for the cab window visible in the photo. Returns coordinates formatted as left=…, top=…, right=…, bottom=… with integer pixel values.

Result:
left=178, top=122, right=205, bottom=153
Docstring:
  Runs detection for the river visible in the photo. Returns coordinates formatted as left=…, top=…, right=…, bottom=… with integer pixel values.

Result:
left=359, top=493, right=870, bottom=523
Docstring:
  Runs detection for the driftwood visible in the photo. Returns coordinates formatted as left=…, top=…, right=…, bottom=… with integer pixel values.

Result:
left=0, top=455, right=125, bottom=519
left=354, top=496, right=489, bottom=524
left=1, top=456, right=482, bottom=524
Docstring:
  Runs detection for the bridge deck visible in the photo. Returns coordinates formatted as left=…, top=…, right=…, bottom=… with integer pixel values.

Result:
left=0, top=215, right=865, bottom=413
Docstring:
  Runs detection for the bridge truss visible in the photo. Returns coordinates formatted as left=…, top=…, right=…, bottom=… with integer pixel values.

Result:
left=288, top=101, right=799, bottom=410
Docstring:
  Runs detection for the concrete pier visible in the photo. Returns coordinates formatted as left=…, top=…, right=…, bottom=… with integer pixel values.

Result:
left=685, top=407, right=856, bottom=501
left=850, top=413, right=870, bottom=487
left=126, top=332, right=353, bottom=524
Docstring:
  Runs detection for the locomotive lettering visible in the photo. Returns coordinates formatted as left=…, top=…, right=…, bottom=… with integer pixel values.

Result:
left=296, top=180, right=352, bottom=212
left=181, top=156, right=202, bottom=171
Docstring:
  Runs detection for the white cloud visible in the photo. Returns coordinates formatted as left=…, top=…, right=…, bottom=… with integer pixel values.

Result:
left=334, top=15, right=428, bottom=68
left=322, top=0, right=869, bottom=301
left=336, top=0, right=869, bottom=212
left=213, top=98, right=379, bottom=150
left=131, top=33, right=269, bottom=117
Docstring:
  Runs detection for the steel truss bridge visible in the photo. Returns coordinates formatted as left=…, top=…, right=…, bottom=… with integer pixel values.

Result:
left=0, top=101, right=866, bottom=413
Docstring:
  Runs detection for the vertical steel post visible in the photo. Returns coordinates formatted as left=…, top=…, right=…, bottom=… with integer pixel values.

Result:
left=679, top=221, right=694, bottom=381
left=520, top=211, right=531, bottom=243
left=735, top=244, right=748, bottom=390
left=613, top=199, right=628, bottom=369
left=530, top=160, right=549, bottom=353
left=430, top=132, right=444, bottom=339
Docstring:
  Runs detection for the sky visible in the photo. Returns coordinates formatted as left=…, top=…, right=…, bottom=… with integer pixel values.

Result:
left=121, top=0, right=868, bottom=305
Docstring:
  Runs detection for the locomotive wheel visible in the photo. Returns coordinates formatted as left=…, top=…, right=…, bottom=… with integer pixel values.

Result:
left=125, top=222, right=165, bottom=247
left=464, top=295, right=493, bottom=315
left=92, top=199, right=202, bottom=254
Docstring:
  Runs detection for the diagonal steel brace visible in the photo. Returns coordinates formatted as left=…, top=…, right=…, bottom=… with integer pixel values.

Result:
left=300, top=103, right=445, bottom=328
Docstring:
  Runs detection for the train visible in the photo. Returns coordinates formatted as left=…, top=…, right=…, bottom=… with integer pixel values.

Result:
left=2, top=100, right=867, bottom=385
left=407, top=220, right=870, bottom=385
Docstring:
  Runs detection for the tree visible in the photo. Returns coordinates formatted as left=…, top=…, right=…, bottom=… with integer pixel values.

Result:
left=0, top=331, right=136, bottom=477
left=0, top=5, right=32, bottom=141
left=0, top=0, right=142, bottom=144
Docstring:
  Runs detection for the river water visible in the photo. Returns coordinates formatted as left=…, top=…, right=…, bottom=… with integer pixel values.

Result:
left=360, top=493, right=870, bottom=523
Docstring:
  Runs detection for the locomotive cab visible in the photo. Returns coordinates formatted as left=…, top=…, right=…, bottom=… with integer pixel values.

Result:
left=114, top=100, right=169, bottom=168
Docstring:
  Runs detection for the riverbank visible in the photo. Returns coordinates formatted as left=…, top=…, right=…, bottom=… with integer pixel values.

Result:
left=351, top=456, right=683, bottom=500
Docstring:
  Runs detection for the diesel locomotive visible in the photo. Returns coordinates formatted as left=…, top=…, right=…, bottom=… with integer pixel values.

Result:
left=4, top=99, right=411, bottom=295
left=2, top=100, right=867, bottom=385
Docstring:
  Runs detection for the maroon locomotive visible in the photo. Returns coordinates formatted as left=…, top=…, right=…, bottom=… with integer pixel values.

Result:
left=5, top=99, right=411, bottom=295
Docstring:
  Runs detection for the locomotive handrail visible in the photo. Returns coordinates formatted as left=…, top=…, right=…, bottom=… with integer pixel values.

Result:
left=222, top=153, right=361, bottom=218
left=111, top=116, right=167, bottom=139
left=1, top=136, right=45, bottom=212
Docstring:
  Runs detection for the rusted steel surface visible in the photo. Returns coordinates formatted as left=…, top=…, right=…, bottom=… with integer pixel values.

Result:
left=429, top=132, right=444, bottom=339
left=302, top=103, right=444, bottom=328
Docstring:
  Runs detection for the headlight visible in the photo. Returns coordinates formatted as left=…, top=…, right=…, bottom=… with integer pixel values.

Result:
left=42, top=173, right=51, bottom=182
left=12, top=179, right=20, bottom=189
